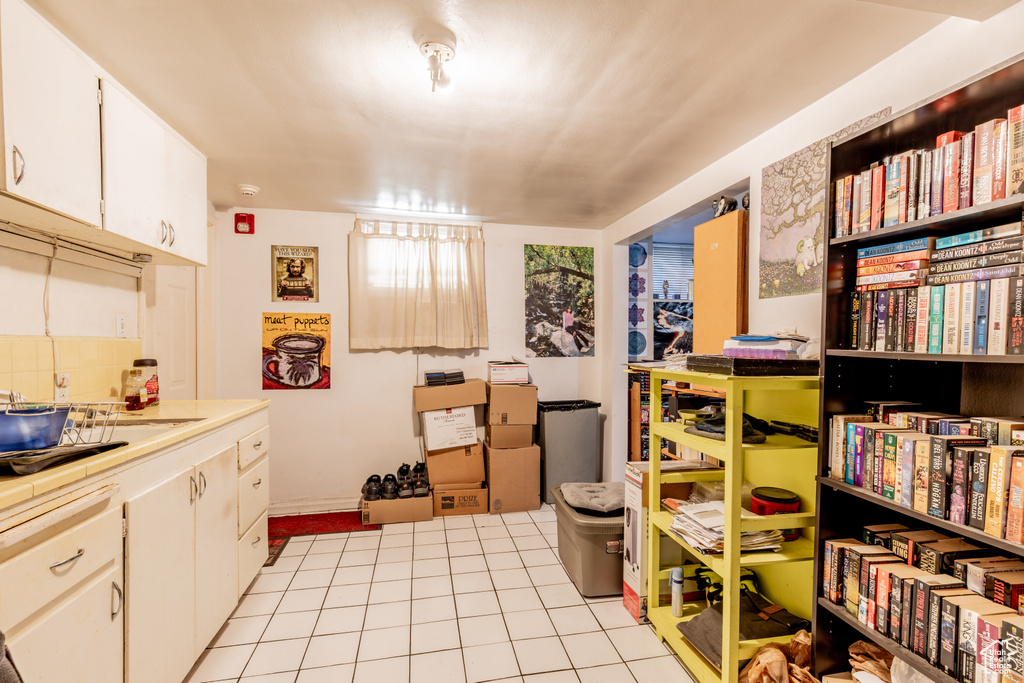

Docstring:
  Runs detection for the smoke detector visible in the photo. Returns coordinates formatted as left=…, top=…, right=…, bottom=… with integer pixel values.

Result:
left=236, top=184, right=261, bottom=197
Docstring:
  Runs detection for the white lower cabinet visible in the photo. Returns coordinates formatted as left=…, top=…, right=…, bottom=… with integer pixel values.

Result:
left=194, top=445, right=239, bottom=653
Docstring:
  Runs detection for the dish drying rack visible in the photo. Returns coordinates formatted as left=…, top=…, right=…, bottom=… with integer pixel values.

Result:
left=1, top=398, right=124, bottom=447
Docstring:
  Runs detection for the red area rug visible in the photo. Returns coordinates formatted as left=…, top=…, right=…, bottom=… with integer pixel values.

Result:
left=264, top=537, right=289, bottom=567
left=269, top=511, right=380, bottom=539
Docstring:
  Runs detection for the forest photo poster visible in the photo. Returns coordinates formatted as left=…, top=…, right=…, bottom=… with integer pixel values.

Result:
left=524, top=245, right=594, bottom=357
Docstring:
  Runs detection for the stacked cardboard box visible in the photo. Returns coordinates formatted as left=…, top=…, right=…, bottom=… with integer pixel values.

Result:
left=413, top=378, right=489, bottom=517
left=485, top=381, right=541, bottom=514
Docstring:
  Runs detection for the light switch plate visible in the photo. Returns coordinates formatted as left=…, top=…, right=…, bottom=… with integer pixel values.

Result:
left=116, top=314, right=128, bottom=338
left=55, top=373, right=69, bottom=402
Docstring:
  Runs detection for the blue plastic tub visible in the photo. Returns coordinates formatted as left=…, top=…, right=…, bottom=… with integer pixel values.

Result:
left=0, top=406, right=71, bottom=452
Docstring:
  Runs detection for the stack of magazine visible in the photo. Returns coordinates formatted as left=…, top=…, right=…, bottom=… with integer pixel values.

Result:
left=666, top=500, right=784, bottom=555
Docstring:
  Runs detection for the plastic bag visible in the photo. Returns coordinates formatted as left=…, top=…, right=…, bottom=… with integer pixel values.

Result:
left=890, top=658, right=932, bottom=683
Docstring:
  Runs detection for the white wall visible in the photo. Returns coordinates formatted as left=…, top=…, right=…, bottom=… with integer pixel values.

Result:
left=214, top=208, right=603, bottom=514
left=598, top=5, right=1024, bottom=476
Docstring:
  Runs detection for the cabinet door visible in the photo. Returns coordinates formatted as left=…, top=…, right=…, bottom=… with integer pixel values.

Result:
left=8, top=564, right=123, bottom=683
left=164, top=130, right=208, bottom=265
left=124, top=466, right=195, bottom=683
left=100, top=79, right=166, bottom=249
left=194, top=445, right=239, bottom=654
left=0, top=0, right=101, bottom=225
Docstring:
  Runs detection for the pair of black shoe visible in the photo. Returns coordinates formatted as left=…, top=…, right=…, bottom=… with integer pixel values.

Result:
left=362, top=462, right=429, bottom=501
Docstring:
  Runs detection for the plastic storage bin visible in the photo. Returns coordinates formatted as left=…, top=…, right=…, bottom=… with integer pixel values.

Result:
left=550, top=485, right=623, bottom=597
left=537, top=400, right=601, bottom=504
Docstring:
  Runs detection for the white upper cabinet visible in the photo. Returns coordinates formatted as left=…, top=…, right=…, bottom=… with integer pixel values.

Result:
left=163, top=128, right=208, bottom=264
left=0, top=0, right=102, bottom=225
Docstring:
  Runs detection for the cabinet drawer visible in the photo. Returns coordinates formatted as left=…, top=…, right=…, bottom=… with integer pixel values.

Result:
left=238, top=456, right=269, bottom=536
left=0, top=506, right=122, bottom=629
left=238, top=425, right=270, bottom=469
left=238, top=512, right=268, bottom=597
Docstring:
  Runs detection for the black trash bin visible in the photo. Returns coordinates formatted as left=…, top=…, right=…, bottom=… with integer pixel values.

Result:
left=537, top=400, right=602, bottom=504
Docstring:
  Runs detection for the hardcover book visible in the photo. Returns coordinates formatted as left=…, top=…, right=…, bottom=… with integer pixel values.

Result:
left=832, top=415, right=872, bottom=481
left=936, top=130, right=965, bottom=148
left=914, top=439, right=931, bottom=513
left=848, top=291, right=861, bottom=350
left=950, top=446, right=972, bottom=524
left=930, top=235, right=1024, bottom=262
left=974, top=119, right=1003, bottom=205
left=942, top=140, right=961, bottom=214
left=958, top=600, right=1013, bottom=681
left=942, top=283, right=961, bottom=354
left=915, top=286, right=931, bottom=352
left=1001, top=614, right=1024, bottom=683
left=928, top=250, right=1023, bottom=275
left=890, top=529, right=949, bottom=565
left=975, top=279, right=991, bottom=355
left=1010, top=276, right=1024, bottom=354
left=976, top=614, right=1008, bottom=682
left=870, top=165, right=886, bottom=232
left=856, top=236, right=935, bottom=260
left=934, top=221, right=1023, bottom=250
left=942, top=594, right=996, bottom=676
left=912, top=574, right=963, bottom=656
left=901, top=436, right=926, bottom=508
left=918, top=149, right=932, bottom=219
left=994, top=119, right=1009, bottom=200
left=991, top=571, right=1024, bottom=609
left=874, top=291, right=888, bottom=352
left=1006, top=456, right=1024, bottom=543
left=929, top=285, right=945, bottom=354
left=929, top=435, right=987, bottom=519
left=925, top=262, right=1024, bottom=287
left=959, top=131, right=975, bottom=210
left=883, top=159, right=901, bottom=227
left=970, top=447, right=993, bottom=529
left=860, top=291, right=876, bottom=351
left=1009, top=105, right=1024, bottom=196
left=858, top=249, right=931, bottom=267
left=985, top=446, right=1024, bottom=538
left=906, top=150, right=919, bottom=222
left=931, top=147, right=944, bottom=217
left=960, top=281, right=976, bottom=355
left=989, top=277, right=1011, bottom=354
left=858, top=259, right=929, bottom=276
left=887, top=564, right=928, bottom=639
left=918, top=539, right=986, bottom=576
left=823, top=538, right=860, bottom=604
left=928, top=587, right=973, bottom=665
left=904, top=286, right=919, bottom=352
left=859, top=169, right=873, bottom=231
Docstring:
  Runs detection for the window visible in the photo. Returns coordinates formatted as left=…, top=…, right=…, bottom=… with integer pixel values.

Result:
left=348, top=217, right=488, bottom=349
left=652, top=243, right=694, bottom=300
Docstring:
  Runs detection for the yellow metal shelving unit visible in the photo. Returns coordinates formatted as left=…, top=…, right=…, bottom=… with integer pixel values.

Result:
left=642, top=367, right=820, bottom=682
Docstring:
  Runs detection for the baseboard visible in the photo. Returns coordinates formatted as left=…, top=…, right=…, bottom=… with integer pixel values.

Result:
left=269, top=496, right=361, bottom=517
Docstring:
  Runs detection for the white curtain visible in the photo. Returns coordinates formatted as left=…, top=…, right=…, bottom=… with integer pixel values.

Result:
left=348, top=218, right=488, bottom=349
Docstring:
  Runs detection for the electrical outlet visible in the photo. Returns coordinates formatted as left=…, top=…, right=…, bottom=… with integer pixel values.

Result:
left=55, top=373, right=70, bottom=402
left=116, top=314, right=128, bottom=338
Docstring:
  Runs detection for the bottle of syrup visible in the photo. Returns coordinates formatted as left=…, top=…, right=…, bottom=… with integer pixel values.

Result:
left=125, top=369, right=148, bottom=411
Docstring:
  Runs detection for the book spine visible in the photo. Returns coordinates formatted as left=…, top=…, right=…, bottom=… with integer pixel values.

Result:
left=899, top=153, right=910, bottom=222
left=871, top=165, right=886, bottom=231
left=960, top=281, right=976, bottom=355
left=975, top=120, right=996, bottom=204
left=929, top=285, right=945, bottom=354
left=854, top=424, right=866, bottom=487
left=937, top=130, right=965, bottom=148
left=943, top=283, right=961, bottom=354
left=915, top=286, right=931, bottom=352
left=875, top=291, right=888, bottom=352
left=985, top=448, right=1009, bottom=537
left=931, top=236, right=1024, bottom=262
left=905, top=286, right=918, bottom=352
left=884, top=160, right=900, bottom=228
left=931, top=147, right=944, bottom=217
left=943, top=141, right=961, bottom=214
left=970, top=449, right=991, bottom=529
left=858, top=260, right=929, bottom=276
left=834, top=178, right=845, bottom=238
left=885, top=292, right=897, bottom=352
left=901, top=579, right=915, bottom=648
left=1009, top=105, right=1024, bottom=196
left=855, top=280, right=923, bottom=293
left=858, top=249, right=931, bottom=267
left=848, top=291, right=861, bottom=350
left=950, top=447, right=970, bottom=525
left=1010, top=276, right=1024, bottom=354
left=1004, top=620, right=1024, bottom=683
left=882, top=433, right=898, bottom=499
left=864, top=428, right=877, bottom=492
left=959, top=131, right=974, bottom=210
left=939, top=599, right=959, bottom=675
left=919, top=149, right=932, bottom=219
left=989, top=277, right=1011, bottom=354
left=933, top=221, right=1022, bottom=250
left=874, top=430, right=886, bottom=495
left=927, top=250, right=1022, bottom=275
left=959, top=607, right=979, bottom=682
left=912, top=582, right=929, bottom=655
left=823, top=540, right=834, bottom=601
left=995, top=120, right=1009, bottom=200
left=858, top=269, right=926, bottom=286
left=907, top=151, right=919, bottom=222
left=927, top=589, right=945, bottom=664
left=901, top=438, right=915, bottom=508
left=860, top=291, right=875, bottom=351
left=851, top=174, right=863, bottom=234
left=914, top=440, right=930, bottom=513
left=926, top=263, right=1024, bottom=286
left=1006, top=456, right=1024, bottom=543
left=928, top=436, right=949, bottom=518
left=859, top=169, right=873, bottom=232
left=975, top=280, right=990, bottom=354
left=856, top=236, right=933, bottom=260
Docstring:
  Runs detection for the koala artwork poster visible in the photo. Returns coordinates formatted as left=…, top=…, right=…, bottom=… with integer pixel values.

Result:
left=271, top=245, right=319, bottom=302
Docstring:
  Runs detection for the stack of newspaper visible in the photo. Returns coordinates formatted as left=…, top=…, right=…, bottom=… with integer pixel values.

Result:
left=667, top=500, right=784, bottom=555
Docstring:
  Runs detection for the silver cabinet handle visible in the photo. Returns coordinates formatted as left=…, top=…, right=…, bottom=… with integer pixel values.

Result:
left=199, top=471, right=207, bottom=497
left=168, top=223, right=175, bottom=246
left=160, top=220, right=168, bottom=245
left=252, top=441, right=262, bottom=449
left=11, top=145, right=24, bottom=185
left=111, top=581, right=123, bottom=618
left=190, top=475, right=197, bottom=504
left=251, top=536, right=261, bottom=547
left=50, top=548, right=84, bottom=570
left=252, top=478, right=262, bottom=489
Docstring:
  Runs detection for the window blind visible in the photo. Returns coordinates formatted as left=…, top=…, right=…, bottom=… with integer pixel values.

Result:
left=652, top=243, right=694, bottom=300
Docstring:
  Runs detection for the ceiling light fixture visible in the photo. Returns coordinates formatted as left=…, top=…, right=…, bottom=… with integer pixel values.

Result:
left=419, top=41, right=454, bottom=92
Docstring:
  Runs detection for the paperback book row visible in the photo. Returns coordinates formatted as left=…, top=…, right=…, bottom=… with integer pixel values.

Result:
left=847, top=227, right=1024, bottom=355
left=823, top=522, right=1024, bottom=681
left=833, top=106, right=1024, bottom=238
left=829, top=402, right=1024, bottom=544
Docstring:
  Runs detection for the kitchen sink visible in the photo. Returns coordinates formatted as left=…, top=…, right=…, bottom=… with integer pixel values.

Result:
left=115, top=417, right=206, bottom=427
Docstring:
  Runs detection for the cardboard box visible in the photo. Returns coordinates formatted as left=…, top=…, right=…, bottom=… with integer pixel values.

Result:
left=413, top=378, right=487, bottom=413
left=485, top=443, right=540, bottom=513
left=425, top=440, right=486, bottom=485
left=486, top=382, right=538, bottom=425
left=487, top=360, right=529, bottom=384
left=361, top=493, right=433, bottom=525
left=486, top=424, right=534, bottom=449
left=433, top=484, right=488, bottom=516
left=421, top=406, right=478, bottom=451
left=624, top=461, right=695, bottom=508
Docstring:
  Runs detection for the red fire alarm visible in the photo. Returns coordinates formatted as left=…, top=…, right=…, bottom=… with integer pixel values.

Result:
left=234, top=213, right=255, bottom=234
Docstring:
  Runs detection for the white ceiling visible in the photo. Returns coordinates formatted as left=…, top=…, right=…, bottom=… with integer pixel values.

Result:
left=26, top=0, right=1016, bottom=229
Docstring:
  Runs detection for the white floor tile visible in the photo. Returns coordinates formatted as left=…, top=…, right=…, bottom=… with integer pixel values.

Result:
left=587, top=602, right=637, bottom=631
left=262, top=611, right=320, bottom=642
left=263, top=556, right=303, bottom=574
left=332, top=565, right=375, bottom=586
left=606, top=626, right=672, bottom=661
left=625, top=656, right=692, bottom=682
left=379, top=533, right=414, bottom=549
left=523, top=672, right=580, bottom=683
left=338, top=549, right=378, bottom=567
left=503, top=609, right=556, bottom=640
left=463, top=642, right=520, bottom=683
left=233, top=591, right=284, bottom=618
left=529, top=510, right=557, bottom=524
left=277, top=587, right=328, bottom=614
left=357, top=624, right=411, bottom=661
left=476, top=526, right=511, bottom=540
left=490, top=568, right=533, bottom=590
left=301, top=632, right=360, bottom=668
left=528, top=564, right=572, bottom=587
left=455, top=590, right=501, bottom=617
left=519, top=548, right=559, bottom=567
left=344, top=535, right=381, bottom=551
left=445, top=527, right=479, bottom=542
left=486, top=552, right=525, bottom=571
left=415, top=519, right=446, bottom=532
left=507, top=523, right=541, bottom=538
left=295, top=663, right=355, bottom=683
left=212, top=614, right=272, bottom=648
left=411, top=648, right=466, bottom=683
left=412, top=558, right=451, bottom=578
left=382, top=522, right=415, bottom=536
left=458, top=614, right=510, bottom=647
left=574, top=663, right=635, bottom=683
left=354, top=655, right=410, bottom=683
left=289, top=569, right=335, bottom=591
left=536, top=522, right=558, bottom=535
left=414, top=544, right=450, bottom=560
left=450, top=555, right=488, bottom=574
left=317, top=532, right=357, bottom=540
left=239, top=671, right=298, bottom=682
left=512, top=637, right=572, bottom=675
left=323, top=583, right=370, bottom=609
left=299, top=552, right=341, bottom=571
left=500, top=512, right=536, bottom=525
left=482, top=538, right=517, bottom=554
left=312, top=606, right=366, bottom=636
left=187, top=643, right=257, bottom=682
left=412, top=575, right=453, bottom=599
left=368, top=578, right=412, bottom=604
left=372, top=560, right=413, bottom=583
left=308, top=539, right=347, bottom=554
left=448, top=540, right=484, bottom=557
left=244, top=638, right=310, bottom=677
left=545, top=535, right=559, bottom=548
left=547, top=606, right=601, bottom=636
left=377, top=546, right=414, bottom=564
left=536, top=584, right=585, bottom=609
left=280, top=540, right=312, bottom=557
left=473, top=514, right=506, bottom=528
left=412, top=594, right=457, bottom=624
left=452, top=571, right=493, bottom=594
left=415, top=530, right=447, bottom=546
left=496, top=587, right=543, bottom=613
left=411, top=619, right=461, bottom=654
left=249, top=573, right=295, bottom=594
left=514, top=535, right=550, bottom=551
left=363, top=599, right=412, bottom=630
left=560, top=632, right=621, bottom=669
left=443, top=516, right=476, bottom=530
